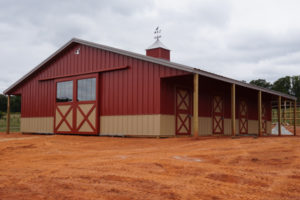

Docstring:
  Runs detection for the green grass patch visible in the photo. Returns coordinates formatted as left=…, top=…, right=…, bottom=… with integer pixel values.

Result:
left=0, top=113, right=20, bottom=132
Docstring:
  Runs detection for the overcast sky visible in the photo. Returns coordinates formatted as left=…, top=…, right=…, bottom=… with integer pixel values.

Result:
left=1, top=0, right=300, bottom=93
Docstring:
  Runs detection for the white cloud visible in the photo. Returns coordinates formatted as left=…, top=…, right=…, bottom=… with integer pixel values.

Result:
left=0, top=0, right=300, bottom=92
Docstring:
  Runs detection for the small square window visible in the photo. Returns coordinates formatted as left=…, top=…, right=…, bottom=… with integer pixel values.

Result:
left=77, top=78, right=96, bottom=101
left=56, top=81, right=73, bottom=102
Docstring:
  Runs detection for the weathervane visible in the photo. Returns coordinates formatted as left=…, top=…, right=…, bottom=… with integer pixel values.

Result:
left=154, top=26, right=161, bottom=40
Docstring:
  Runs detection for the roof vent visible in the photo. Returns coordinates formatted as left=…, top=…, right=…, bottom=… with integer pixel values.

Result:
left=146, top=27, right=170, bottom=61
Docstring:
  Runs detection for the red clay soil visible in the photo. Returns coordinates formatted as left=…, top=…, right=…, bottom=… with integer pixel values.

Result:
left=0, top=132, right=299, bottom=200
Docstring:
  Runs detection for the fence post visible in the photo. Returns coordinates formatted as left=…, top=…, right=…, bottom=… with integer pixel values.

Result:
left=294, top=100, right=297, bottom=136
left=6, top=95, right=10, bottom=134
left=278, top=96, right=281, bottom=136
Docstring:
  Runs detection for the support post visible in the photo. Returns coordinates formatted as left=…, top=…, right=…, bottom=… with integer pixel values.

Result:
left=258, top=91, right=262, bottom=136
left=278, top=96, right=281, bottom=136
left=290, top=101, right=292, bottom=124
left=294, top=100, right=297, bottom=136
left=193, top=73, right=199, bottom=138
left=284, top=100, right=286, bottom=124
left=231, top=84, right=236, bottom=136
left=6, top=95, right=10, bottom=134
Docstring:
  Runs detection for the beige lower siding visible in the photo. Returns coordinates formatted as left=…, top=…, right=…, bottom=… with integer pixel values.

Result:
left=21, top=117, right=54, bottom=133
left=100, top=115, right=162, bottom=136
left=20, top=115, right=271, bottom=136
left=191, top=117, right=271, bottom=136
left=100, top=115, right=271, bottom=136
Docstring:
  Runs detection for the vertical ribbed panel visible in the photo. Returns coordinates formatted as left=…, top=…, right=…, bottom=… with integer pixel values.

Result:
left=11, top=42, right=272, bottom=128
left=12, top=43, right=188, bottom=117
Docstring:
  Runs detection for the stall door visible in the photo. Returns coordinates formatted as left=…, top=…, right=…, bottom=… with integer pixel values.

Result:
left=239, top=100, right=248, bottom=134
left=262, top=104, right=267, bottom=134
left=212, top=96, right=224, bottom=134
left=54, top=75, right=98, bottom=135
left=176, top=88, right=192, bottom=135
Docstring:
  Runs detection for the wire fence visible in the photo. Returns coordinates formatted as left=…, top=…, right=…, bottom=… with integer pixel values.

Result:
left=0, top=113, right=20, bottom=132
left=271, top=101, right=300, bottom=126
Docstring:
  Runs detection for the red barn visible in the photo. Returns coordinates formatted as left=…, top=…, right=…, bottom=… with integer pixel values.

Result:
left=4, top=38, right=296, bottom=137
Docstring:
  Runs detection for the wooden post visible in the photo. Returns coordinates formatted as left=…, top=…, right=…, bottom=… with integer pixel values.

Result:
left=289, top=101, right=292, bottom=125
left=294, top=100, right=297, bottom=136
left=278, top=96, right=281, bottom=136
left=284, top=100, right=286, bottom=124
left=231, top=84, right=236, bottom=136
left=258, top=91, right=262, bottom=136
left=193, top=73, right=199, bottom=138
left=6, top=95, right=10, bottom=134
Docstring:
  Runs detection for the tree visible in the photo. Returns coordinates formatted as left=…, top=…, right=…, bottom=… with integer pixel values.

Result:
left=291, top=76, right=300, bottom=100
left=0, top=94, right=7, bottom=112
left=272, top=76, right=291, bottom=95
left=11, top=96, right=21, bottom=112
left=249, top=79, right=272, bottom=89
left=0, top=94, right=21, bottom=113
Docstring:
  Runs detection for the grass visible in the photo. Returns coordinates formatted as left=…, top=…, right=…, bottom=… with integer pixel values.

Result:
left=0, top=113, right=20, bottom=132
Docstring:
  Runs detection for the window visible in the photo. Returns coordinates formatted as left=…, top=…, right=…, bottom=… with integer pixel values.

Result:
left=77, top=78, right=96, bottom=101
left=56, top=81, right=73, bottom=102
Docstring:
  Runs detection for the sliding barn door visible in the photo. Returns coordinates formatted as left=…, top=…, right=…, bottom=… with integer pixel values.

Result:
left=55, top=104, right=74, bottom=133
left=212, top=96, right=224, bottom=134
left=75, top=103, right=97, bottom=134
left=54, top=74, right=99, bottom=135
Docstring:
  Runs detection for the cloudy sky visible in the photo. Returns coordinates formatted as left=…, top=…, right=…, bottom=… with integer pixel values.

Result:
left=1, top=0, right=300, bottom=93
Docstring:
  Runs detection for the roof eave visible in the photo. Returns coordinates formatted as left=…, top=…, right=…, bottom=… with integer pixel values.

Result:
left=3, top=38, right=77, bottom=95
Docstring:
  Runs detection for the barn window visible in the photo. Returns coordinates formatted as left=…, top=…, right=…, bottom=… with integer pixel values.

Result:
left=77, top=78, right=96, bottom=101
left=56, top=81, right=73, bottom=102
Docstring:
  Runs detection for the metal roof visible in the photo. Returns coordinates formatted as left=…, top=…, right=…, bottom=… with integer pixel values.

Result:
left=3, top=38, right=297, bottom=100
left=146, top=39, right=170, bottom=50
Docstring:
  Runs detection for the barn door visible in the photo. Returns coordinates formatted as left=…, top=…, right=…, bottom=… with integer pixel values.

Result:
left=262, top=104, right=267, bottom=134
left=239, top=100, right=248, bottom=134
left=55, top=80, right=74, bottom=134
left=54, top=75, right=98, bottom=135
left=176, top=88, right=192, bottom=135
left=212, top=96, right=224, bottom=134
left=55, top=104, right=74, bottom=133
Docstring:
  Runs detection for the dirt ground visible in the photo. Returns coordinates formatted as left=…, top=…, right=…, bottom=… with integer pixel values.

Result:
left=0, top=133, right=299, bottom=200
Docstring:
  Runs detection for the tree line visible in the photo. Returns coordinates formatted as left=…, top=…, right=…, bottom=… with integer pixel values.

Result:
left=0, top=95, right=21, bottom=113
left=249, top=76, right=300, bottom=100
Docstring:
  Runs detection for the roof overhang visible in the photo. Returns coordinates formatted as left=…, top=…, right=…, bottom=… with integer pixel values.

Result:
left=3, top=38, right=297, bottom=100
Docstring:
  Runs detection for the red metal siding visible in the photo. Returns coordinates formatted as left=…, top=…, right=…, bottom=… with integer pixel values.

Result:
left=146, top=48, right=170, bottom=61
left=12, top=43, right=187, bottom=117
left=11, top=42, right=272, bottom=121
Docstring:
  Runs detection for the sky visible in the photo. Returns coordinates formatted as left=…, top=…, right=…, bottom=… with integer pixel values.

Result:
left=1, top=0, right=300, bottom=93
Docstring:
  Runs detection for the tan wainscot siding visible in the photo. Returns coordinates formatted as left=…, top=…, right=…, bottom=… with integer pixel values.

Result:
left=21, top=117, right=54, bottom=133
left=190, top=117, right=211, bottom=136
left=160, top=115, right=175, bottom=136
left=235, top=119, right=272, bottom=135
left=100, top=115, right=161, bottom=136
left=99, top=115, right=272, bottom=136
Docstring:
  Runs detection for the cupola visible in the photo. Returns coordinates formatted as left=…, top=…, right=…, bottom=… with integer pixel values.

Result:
left=146, top=27, right=170, bottom=61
